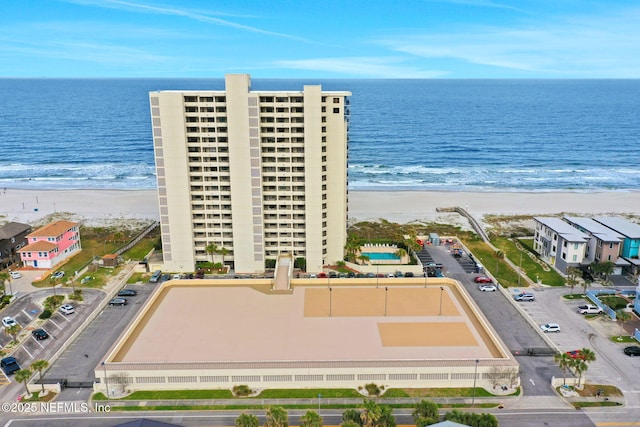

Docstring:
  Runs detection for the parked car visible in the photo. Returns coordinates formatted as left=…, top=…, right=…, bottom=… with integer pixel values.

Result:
left=540, top=323, right=561, bottom=333
left=32, top=328, right=49, bottom=340
left=108, top=298, right=128, bottom=306
left=2, top=316, right=17, bottom=328
left=0, top=356, right=21, bottom=375
left=172, top=274, right=181, bottom=280
left=514, top=293, right=535, bottom=302
left=328, top=271, right=338, bottom=278
left=9, top=271, right=21, bottom=279
left=404, top=272, right=414, bottom=277
left=623, top=346, right=640, bottom=356
left=577, top=304, right=603, bottom=315
left=566, top=350, right=585, bottom=359
left=117, top=289, right=138, bottom=297
left=366, top=272, right=375, bottom=278
left=149, top=270, right=162, bottom=283
left=317, top=272, right=327, bottom=278
left=474, top=276, right=492, bottom=283
left=478, top=284, right=497, bottom=292
left=59, top=304, right=75, bottom=315
left=51, top=271, right=65, bottom=279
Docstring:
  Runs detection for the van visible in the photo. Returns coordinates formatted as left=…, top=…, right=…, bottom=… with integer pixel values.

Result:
left=149, top=270, right=162, bottom=283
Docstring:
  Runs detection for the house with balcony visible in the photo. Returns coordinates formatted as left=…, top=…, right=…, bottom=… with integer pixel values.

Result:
left=593, top=216, right=640, bottom=277
left=18, top=220, right=81, bottom=269
left=563, top=216, right=626, bottom=275
left=0, top=222, right=31, bottom=270
left=533, top=217, right=589, bottom=274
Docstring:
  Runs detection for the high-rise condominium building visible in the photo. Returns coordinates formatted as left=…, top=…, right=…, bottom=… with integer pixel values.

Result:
left=149, top=74, right=351, bottom=274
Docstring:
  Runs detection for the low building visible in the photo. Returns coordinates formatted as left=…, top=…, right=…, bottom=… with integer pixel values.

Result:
left=593, top=216, right=640, bottom=277
left=0, top=222, right=31, bottom=269
left=18, top=220, right=81, bottom=269
left=563, top=216, right=625, bottom=274
left=533, top=217, right=589, bottom=274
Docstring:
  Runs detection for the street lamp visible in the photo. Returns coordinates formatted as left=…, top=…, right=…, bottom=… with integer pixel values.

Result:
left=102, top=362, right=110, bottom=400
left=472, top=359, right=479, bottom=406
left=517, top=252, right=523, bottom=287
left=376, top=265, right=379, bottom=288
left=439, top=286, right=444, bottom=316
left=384, top=287, right=388, bottom=316
left=329, top=287, right=332, bottom=317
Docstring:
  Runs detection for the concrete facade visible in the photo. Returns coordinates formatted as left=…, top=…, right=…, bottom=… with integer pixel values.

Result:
left=149, top=75, right=350, bottom=274
left=95, top=279, right=518, bottom=394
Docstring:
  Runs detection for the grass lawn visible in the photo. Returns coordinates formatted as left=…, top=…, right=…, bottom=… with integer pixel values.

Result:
left=93, top=389, right=234, bottom=401
left=599, top=296, right=629, bottom=311
left=383, top=387, right=494, bottom=398
left=563, top=294, right=585, bottom=300
left=610, top=335, right=636, bottom=343
left=491, top=237, right=564, bottom=286
left=257, top=389, right=362, bottom=398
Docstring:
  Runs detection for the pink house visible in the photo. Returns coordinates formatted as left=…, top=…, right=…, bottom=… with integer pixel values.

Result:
left=18, top=220, right=81, bottom=269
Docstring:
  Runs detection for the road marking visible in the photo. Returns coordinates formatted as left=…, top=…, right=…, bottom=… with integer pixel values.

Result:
left=22, top=345, right=33, bottom=360
left=48, top=318, right=61, bottom=329
left=529, top=378, right=535, bottom=386
left=32, top=337, right=45, bottom=349
left=21, top=309, right=33, bottom=320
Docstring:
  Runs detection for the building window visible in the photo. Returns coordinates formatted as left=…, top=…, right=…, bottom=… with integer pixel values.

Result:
left=333, top=108, right=340, bottom=113
left=333, top=98, right=340, bottom=103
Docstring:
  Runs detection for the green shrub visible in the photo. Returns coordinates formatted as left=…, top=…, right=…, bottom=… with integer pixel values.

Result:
left=233, top=385, right=252, bottom=397
left=365, top=383, right=381, bottom=396
left=39, top=309, right=52, bottom=319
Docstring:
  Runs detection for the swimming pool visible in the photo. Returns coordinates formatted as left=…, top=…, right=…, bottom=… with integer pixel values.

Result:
left=361, top=252, right=400, bottom=260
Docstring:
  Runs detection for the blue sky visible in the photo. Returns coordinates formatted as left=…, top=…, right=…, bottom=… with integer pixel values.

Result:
left=2, top=0, right=639, bottom=78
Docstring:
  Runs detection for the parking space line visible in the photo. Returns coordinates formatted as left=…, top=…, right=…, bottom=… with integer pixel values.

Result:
left=48, top=318, right=61, bottom=330
left=32, top=336, right=45, bottom=349
left=21, top=345, right=33, bottom=360
left=21, top=309, right=34, bottom=320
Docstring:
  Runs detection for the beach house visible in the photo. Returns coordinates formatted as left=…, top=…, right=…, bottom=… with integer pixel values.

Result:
left=533, top=217, right=589, bottom=274
left=563, top=216, right=625, bottom=275
left=592, top=216, right=640, bottom=277
left=18, top=220, right=81, bottom=269
left=0, top=222, right=31, bottom=270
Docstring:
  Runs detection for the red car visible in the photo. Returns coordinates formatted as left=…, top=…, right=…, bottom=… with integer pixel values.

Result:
left=474, top=276, right=492, bottom=283
left=566, top=350, right=584, bottom=359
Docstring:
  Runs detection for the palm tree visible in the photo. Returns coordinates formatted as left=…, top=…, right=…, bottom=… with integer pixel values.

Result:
left=205, top=242, right=219, bottom=264
left=565, top=267, right=580, bottom=295
left=5, top=324, right=21, bottom=344
left=360, top=399, right=382, bottom=427
left=356, top=255, right=370, bottom=265
left=235, top=413, right=259, bottom=427
left=31, top=359, right=49, bottom=394
left=300, top=410, right=323, bottom=427
left=599, top=261, right=615, bottom=283
left=616, top=309, right=632, bottom=339
left=265, top=406, right=289, bottom=427
left=218, top=246, right=230, bottom=265
left=394, top=248, right=407, bottom=259
left=412, top=399, right=439, bottom=426
left=579, top=347, right=596, bottom=365
left=15, top=369, right=33, bottom=399
left=581, top=273, right=593, bottom=296
left=554, top=352, right=573, bottom=386
left=572, top=359, right=588, bottom=388
left=344, top=236, right=361, bottom=263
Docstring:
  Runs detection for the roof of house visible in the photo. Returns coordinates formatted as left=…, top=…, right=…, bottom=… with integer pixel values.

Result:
left=27, top=220, right=78, bottom=238
left=534, top=217, right=590, bottom=242
left=593, top=217, right=640, bottom=239
left=563, top=216, right=624, bottom=243
left=0, top=222, right=31, bottom=240
left=430, top=421, right=471, bottom=427
left=19, top=240, right=58, bottom=252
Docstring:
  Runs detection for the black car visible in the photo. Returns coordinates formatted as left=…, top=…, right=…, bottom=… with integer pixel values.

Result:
left=117, top=289, right=138, bottom=297
left=32, top=328, right=49, bottom=340
left=624, top=346, right=640, bottom=356
left=1, top=357, right=21, bottom=375
left=108, top=297, right=128, bottom=306
left=404, top=272, right=414, bottom=277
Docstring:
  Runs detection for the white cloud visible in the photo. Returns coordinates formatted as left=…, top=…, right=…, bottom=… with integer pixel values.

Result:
left=273, top=57, right=447, bottom=78
left=378, top=7, right=640, bottom=77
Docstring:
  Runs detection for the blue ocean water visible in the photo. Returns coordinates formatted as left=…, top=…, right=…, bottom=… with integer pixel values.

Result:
left=0, top=78, right=638, bottom=191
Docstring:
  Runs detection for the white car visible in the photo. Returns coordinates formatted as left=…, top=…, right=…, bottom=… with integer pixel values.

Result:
left=577, top=304, right=603, bottom=315
left=9, top=271, right=21, bottom=279
left=172, top=274, right=181, bottom=280
left=2, top=317, right=17, bottom=328
left=540, top=323, right=561, bottom=333
left=51, top=271, right=65, bottom=279
left=478, top=284, right=497, bottom=292
left=59, top=304, right=75, bottom=315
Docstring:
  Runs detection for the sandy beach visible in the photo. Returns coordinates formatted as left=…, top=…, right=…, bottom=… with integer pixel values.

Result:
left=1, top=188, right=639, bottom=227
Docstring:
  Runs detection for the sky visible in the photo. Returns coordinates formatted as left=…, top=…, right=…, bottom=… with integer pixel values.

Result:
left=1, top=0, right=640, bottom=78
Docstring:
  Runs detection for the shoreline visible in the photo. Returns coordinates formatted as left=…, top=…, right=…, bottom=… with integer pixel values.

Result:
left=1, top=188, right=639, bottom=227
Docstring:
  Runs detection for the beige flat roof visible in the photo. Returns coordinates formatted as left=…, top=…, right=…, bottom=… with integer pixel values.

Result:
left=112, top=281, right=505, bottom=363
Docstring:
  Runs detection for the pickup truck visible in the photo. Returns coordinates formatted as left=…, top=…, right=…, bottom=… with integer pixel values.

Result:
left=0, top=356, right=21, bottom=375
left=577, top=304, right=603, bottom=315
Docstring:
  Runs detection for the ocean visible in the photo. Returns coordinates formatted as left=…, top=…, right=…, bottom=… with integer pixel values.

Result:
left=1, top=78, right=639, bottom=192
